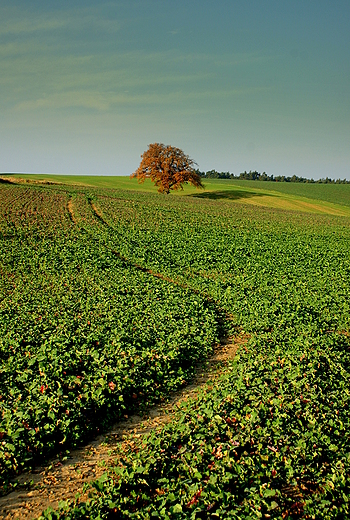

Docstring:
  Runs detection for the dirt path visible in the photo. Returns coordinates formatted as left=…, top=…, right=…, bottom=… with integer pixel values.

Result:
left=0, top=334, right=247, bottom=520
left=0, top=193, right=246, bottom=519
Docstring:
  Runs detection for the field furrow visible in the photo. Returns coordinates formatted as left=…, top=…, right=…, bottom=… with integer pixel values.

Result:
left=0, top=181, right=350, bottom=519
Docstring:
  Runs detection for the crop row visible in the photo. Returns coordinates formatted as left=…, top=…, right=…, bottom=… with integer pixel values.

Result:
left=0, top=186, right=220, bottom=488
left=2, top=183, right=350, bottom=517
left=41, top=187, right=350, bottom=518
left=48, top=329, right=350, bottom=518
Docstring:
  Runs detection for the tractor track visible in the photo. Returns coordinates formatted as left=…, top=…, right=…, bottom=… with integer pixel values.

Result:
left=0, top=192, right=247, bottom=519
left=0, top=334, right=248, bottom=520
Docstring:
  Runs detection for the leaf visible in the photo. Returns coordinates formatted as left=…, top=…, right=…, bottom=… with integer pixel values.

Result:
left=172, top=504, right=183, bottom=514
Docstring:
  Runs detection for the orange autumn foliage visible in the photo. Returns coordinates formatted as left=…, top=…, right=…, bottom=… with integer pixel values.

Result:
left=131, top=143, right=204, bottom=194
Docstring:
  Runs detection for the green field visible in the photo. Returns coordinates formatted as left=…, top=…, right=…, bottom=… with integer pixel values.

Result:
left=1, top=176, right=350, bottom=518
left=2, top=173, right=350, bottom=216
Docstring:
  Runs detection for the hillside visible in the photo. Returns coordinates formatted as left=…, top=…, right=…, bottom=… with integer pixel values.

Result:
left=0, top=178, right=350, bottom=519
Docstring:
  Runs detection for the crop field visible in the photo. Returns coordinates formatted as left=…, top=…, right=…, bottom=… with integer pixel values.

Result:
left=1, top=178, right=350, bottom=519
left=2, top=174, right=350, bottom=214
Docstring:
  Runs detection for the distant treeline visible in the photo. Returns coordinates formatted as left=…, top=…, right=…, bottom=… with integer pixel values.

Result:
left=197, top=169, right=350, bottom=184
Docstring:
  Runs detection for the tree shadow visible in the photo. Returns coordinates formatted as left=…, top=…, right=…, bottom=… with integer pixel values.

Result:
left=190, top=189, right=266, bottom=201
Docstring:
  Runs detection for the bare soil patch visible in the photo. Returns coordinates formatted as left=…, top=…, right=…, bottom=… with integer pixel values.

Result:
left=0, top=177, right=62, bottom=186
left=67, top=198, right=77, bottom=225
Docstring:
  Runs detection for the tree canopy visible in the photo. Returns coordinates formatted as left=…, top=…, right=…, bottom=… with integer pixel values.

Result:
left=131, top=143, right=204, bottom=194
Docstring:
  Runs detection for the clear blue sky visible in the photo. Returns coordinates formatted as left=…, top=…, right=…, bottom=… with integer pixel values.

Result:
left=0, top=0, right=349, bottom=179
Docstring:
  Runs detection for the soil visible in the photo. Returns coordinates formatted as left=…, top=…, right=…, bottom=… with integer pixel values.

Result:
left=0, top=334, right=247, bottom=520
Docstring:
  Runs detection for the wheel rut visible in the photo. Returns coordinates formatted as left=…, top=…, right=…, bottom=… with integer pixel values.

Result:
left=67, top=197, right=77, bottom=225
left=0, top=193, right=247, bottom=519
left=0, top=334, right=248, bottom=520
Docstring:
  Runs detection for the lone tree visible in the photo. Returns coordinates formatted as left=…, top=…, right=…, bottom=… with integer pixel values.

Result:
left=131, top=143, right=204, bottom=194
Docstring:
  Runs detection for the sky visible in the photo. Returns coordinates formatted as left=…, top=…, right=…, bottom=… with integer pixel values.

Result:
left=0, top=1, right=349, bottom=179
